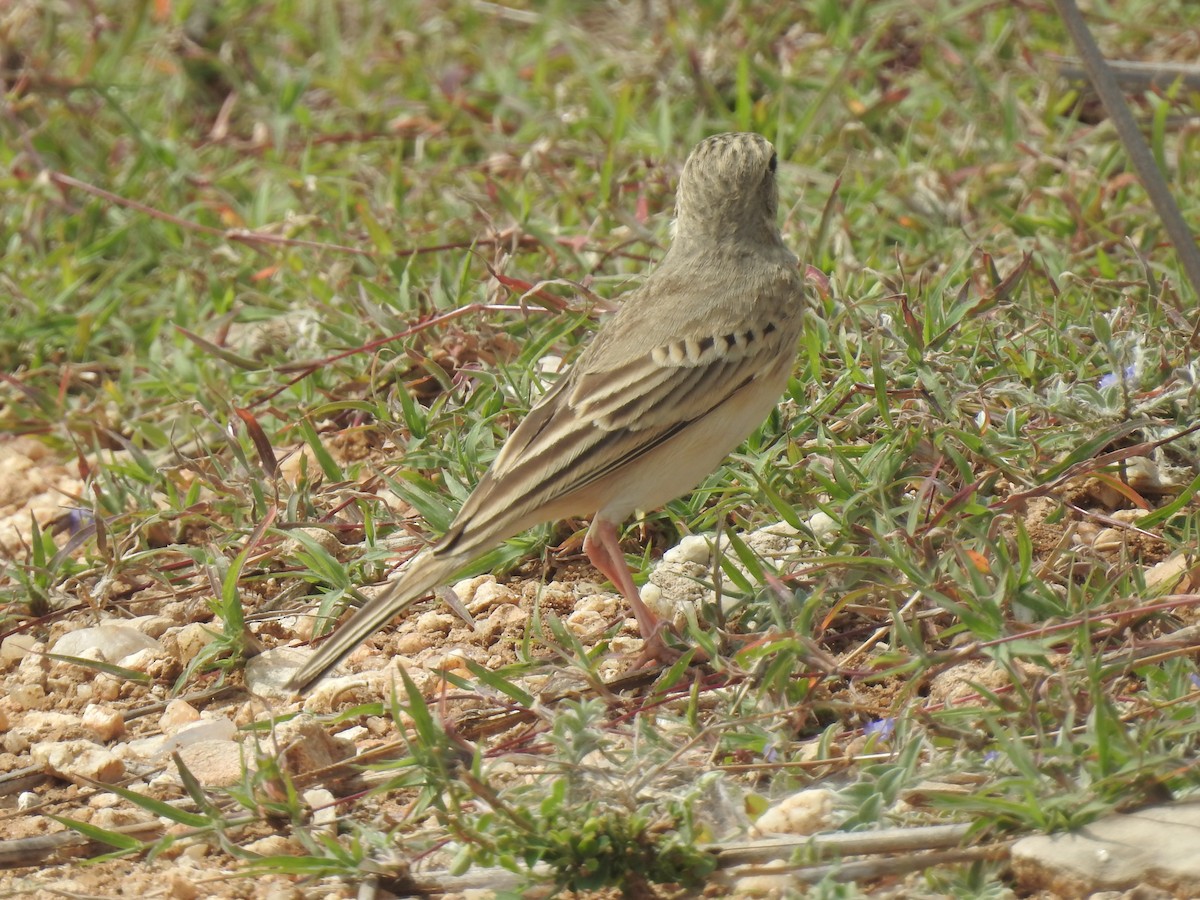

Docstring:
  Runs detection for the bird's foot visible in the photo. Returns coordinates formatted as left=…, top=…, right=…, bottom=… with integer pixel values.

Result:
left=628, top=618, right=709, bottom=669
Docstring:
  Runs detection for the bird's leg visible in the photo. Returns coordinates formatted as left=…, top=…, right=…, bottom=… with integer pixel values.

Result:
left=583, top=517, right=677, bottom=664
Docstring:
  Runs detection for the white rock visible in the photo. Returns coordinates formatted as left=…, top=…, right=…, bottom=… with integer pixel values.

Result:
left=127, top=615, right=174, bottom=638
left=1012, top=802, right=1200, bottom=895
left=52, top=624, right=163, bottom=663
left=241, top=835, right=299, bottom=857
left=121, top=646, right=175, bottom=676
left=643, top=555, right=710, bottom=624
left=10, top=683, right=47, bottom=710
left=574, top=593, right=619, bottom=616
left=164, top=869, right=200, bottom=900
left=276, top=716, right=354, bottom=776
left=452, top=574, right=492, bottom=607
left=14, top=645, right=49, bottom=689
left=473, top=602, right=526, bottom=642
left=170, top=623, right=217, bottom=665
left=81, top=704, right=125, bottom=741
left=300, top=669, right=411, bottom=712
left=751, top=789, right=836, bottom=837
left=5, top=710, right=76, bottom=751
left=303, top=788, right=338, bottom=829
left=92, top=673, right=122, bottom=702
left=419, top=648, right=474, bottom=675
left=806, top=511, right=839, bottom=542
left=279, top=527, right=343, bottom=560
left=637, top=582, right=663, bottom=612
left=180, top=843, right=209, bottom=861
left=1145, top=551, right=1191, bottom=591
left=466, top=579, right=517, bottom=615
left=746, top=522, right=801, bottom=560
left=415, top=610, right=455, bottom=634
left=729, top=873, right=798, bottom=895
left=160, top=718, right=238, bottom=758
left=333, top=725, right=367, bottom=742
left=118, top=736, right=170, bottom=762
left=32, top=739, right=125, bottom=781
left=663, top=534, right=713, bottom=565
left=0, top=633, right=39, bottom=663
left=566, top=608, right=607, bottom=636
left=88, top=792, right=122, bottom=809
left=160, top=699, right=201, bottom=734
left=92, top=806, right=150, bottom=830
left=174, top=739, right=247, bottom=787
left=243, top=646, right=312, bottom=699
left=394, top=630, right=432, bottom=654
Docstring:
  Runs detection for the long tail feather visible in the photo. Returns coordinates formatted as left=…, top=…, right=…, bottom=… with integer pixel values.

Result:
left=286, top=549, right=466, bottom=691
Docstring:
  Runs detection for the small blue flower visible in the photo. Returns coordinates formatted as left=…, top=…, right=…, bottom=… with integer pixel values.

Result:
left=1099, top=364, right=1137, bottom=390
left=863, top=718, right=895, bottom=741
left=64, top=508, right=95, bottom=535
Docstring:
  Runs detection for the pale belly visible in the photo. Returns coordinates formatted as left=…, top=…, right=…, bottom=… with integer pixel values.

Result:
left=591, top=353, right=794, bottom=522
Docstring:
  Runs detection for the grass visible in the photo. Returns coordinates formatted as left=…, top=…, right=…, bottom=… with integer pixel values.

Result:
left=3, top=0, right=1200, bottom=895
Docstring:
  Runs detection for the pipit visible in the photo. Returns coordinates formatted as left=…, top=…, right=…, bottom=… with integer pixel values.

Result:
left=288, top=131, right=805, bottom=691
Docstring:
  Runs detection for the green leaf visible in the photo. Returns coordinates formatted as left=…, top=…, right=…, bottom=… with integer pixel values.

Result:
left=49, top=815, right=147, bottom=852
left=90, top=779, right=212, bottom=828
left=461, top=659, right=536, bottom=707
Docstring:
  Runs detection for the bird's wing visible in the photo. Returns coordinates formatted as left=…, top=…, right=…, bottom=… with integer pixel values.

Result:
left=435, top=307, right=792, bottom=558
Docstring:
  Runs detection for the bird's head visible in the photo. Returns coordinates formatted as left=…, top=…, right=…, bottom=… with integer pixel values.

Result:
left=673, top=132, right=783, bottom=251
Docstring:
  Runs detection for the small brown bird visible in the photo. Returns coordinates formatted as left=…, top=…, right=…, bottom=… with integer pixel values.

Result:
left=288, top=132, right=805, bottom=691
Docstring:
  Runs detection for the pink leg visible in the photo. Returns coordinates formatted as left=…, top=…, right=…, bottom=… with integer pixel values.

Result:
left=584, top=517, right=673, bottom=661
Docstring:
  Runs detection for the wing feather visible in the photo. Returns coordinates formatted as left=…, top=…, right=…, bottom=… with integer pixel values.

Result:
left=436, top=320, right=785, bottom=558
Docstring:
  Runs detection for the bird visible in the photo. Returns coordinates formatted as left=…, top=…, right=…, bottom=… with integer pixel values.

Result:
left=287, top=131, right=806, bottom=691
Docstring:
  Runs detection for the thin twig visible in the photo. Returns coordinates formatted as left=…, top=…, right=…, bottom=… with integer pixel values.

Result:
left=1052, top=0, right=1200, bottom=306
left=714, top=822, right=974, bottom=865
left=42, top=171, right=562, bottom=261
left=1055, top=55, right=1200, bottom=92
left=715, top=843, right=1012, bottom=887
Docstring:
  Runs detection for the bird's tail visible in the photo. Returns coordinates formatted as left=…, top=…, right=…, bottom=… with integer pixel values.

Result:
left=286, top=548, right=466, bottom=692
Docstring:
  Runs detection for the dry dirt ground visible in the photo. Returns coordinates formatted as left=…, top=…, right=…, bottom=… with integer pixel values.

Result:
left=0, top=428, right=1195, bottom=899
left=0, top=431, right=724, bottom=898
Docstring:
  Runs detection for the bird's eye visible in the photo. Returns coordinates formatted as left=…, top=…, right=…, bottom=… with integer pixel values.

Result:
left=768, top=153, right=777, bottom=173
